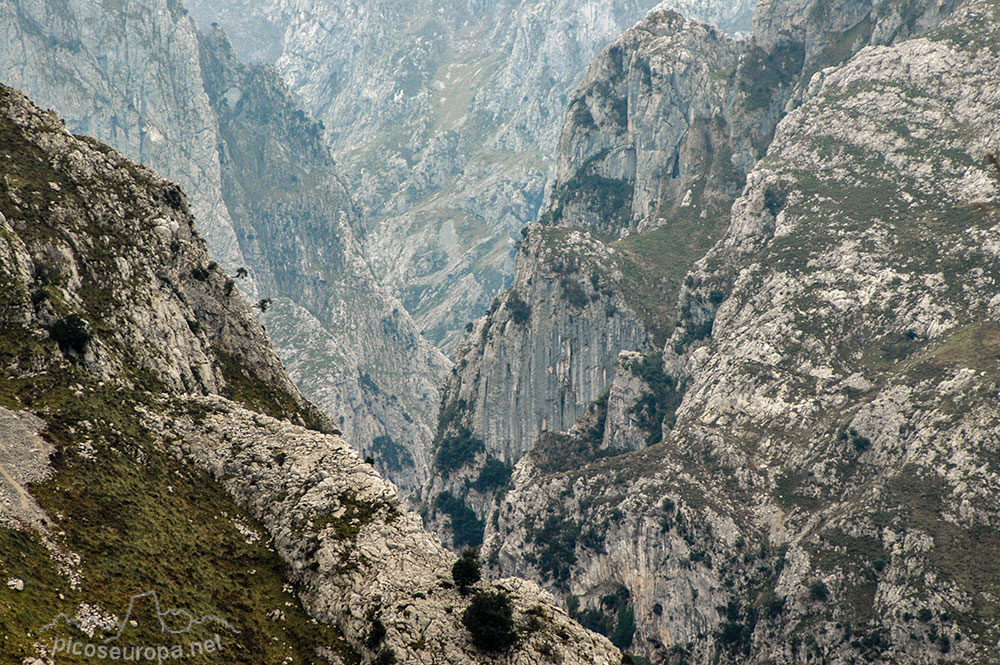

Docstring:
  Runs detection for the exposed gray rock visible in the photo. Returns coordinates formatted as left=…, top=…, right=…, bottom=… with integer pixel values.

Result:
left=0, top=407, right=52, bottom=530
left=185, top=0, right=759, bottom=350
left=153, top=397, right=622, bottom=665
left=481, top=1, right=1000, bottom=662
left=0, top=85, right=621, bottom=664
left=198, top=27, right=450, bottom=491
left=0, top=0, right=247, bottom=273
left=0, top=2, right=450, bottom=490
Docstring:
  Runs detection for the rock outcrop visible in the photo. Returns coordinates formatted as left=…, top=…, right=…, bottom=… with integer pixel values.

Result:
left=0, top=84, right=621, bottom=665
left=197, top=26, right=449, bottom=491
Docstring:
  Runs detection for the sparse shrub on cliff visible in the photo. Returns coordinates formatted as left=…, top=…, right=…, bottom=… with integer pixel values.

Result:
left=560, top=277, right=589, bottom=309
left=50, top=313, right=91, bottom=355
left=474, top=457, right=512, bottom=492
left=433, top=426, right=484, bottom=475
left=507, top=290, right=531, bottom=325
left=452, top=548, right=481, bottom=593
left=809, top=580, right=830, bottom=602
left=463, top=590, right=517, bottom=652
left=371, top=435, right=414, bottom=472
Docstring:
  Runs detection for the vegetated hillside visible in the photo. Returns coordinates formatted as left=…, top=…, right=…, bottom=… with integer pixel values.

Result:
left=185, top=0, right=758, bottom=351
left=423, top=0, right=1000, bottom=662
left=0, top=0, right=450, bottom=492
left=0, top=85, right=621, bottom=665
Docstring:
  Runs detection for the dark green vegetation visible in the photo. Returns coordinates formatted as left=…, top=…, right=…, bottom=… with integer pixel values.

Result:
left=626, top=353, right=682, bottom=445
left=474, top=456, right=512, bottom=492
left=452, top=548, right=482, bottom=592
left=433, top=426, right=484, bottom=476
left=541, top=150, right=635, bottom=234
left=431, top=399, right=484, bottom=477
left=570, top=586, right=636, bottom=650
left=529, top=394, right=627, bottom=476
left=462, top=590, right=517, bottom=652
left=49, top=314, right=91, bottom=355
left=433, top=492, right=484, bottom=549
left=370, top=435, right=415, bottom=473
left=506, top=290, right=531, bottom=325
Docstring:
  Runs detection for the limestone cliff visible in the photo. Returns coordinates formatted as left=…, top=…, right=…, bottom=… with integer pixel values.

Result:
left=185, top=0, right=759, bottom=350
left=425, top=0, right=1000, bottom=661
left=197, top=27, right=449, bottom=491
left=0, top=0, right=449, bottom=491
left=483, top=1, right=1000, bottom=663
left=0, top=85, right=621, bottom=665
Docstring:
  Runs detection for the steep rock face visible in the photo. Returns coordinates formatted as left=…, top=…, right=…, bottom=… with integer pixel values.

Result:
left=0, top=1, right=450, bottom=490
left=485, top=1, right=1000, bottom=662
left=0, top=0, right=246, bottom=272
left=545, top=10, right=746, bottom=237
left=0, top=86, right=621, bottom=665
left=664, top=0, right=756, bottom=33
left=546, top=0, right=960, bottom=243
left=186, top=0, right=756, bottom=350
left=197, top=27, right=449, bottom=491
left=422, top=225, right=653, bottom=547
left=426, top=0, right=963, bottom=547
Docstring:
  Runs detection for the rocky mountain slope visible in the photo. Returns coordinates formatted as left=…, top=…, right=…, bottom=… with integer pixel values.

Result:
left=197, top=26, right=449, bottom=491
left=0, top=85, right=621, bottom=665
left=423, top=0, right=1000, bottom=661
left=425, top=0, right=967, bottom=540
left=0, top=0, right=449, bottom=491
left=185, top=0, right=758, bottom=351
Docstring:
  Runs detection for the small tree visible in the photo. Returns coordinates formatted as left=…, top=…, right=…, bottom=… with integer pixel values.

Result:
left=256, top=298, right=271, bottom=313
left=452, top=548, right=481, bottom=593
left=50, top=314, right=91, bottom=355
left=808, top=580, right=830, bottom=602
left=462, top=590, right=516, bottom=652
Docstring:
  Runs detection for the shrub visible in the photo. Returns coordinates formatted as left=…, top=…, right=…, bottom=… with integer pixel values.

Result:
left=452, top=548, right=481, bottom=592
left=763, top=591, right=786, bottom=619
left=560, top=278, right=589, bottom=309
left=366, top=617, right=386, bottom=648
left=434, top=426, right=484, bottom=475
left=371, top=435, right=415, bottom=472
left=609, top=605, right=635, bottom=650
left=474, top=457, right=512, bottom=492
left=191, top=266, right=211, bottom=281
left=50, top=314, right=91, bottom=355
left=917, top=608, right=933, bottom=622
left=507, top=291, right=531, bottom=325
left=463, top=591, right=517, bottom=652
left=808, top=580, right=830, bottom=602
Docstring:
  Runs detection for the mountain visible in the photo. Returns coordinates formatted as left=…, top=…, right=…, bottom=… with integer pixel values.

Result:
left=0, top=0, right=449, bottom=492
left=422, top=0, right=1000, bottom=661
left=0, top=84, right=621, bottom=664
left=184, top=0, right=759, bottom=351
left=196, top=26, right=450, bottom=491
